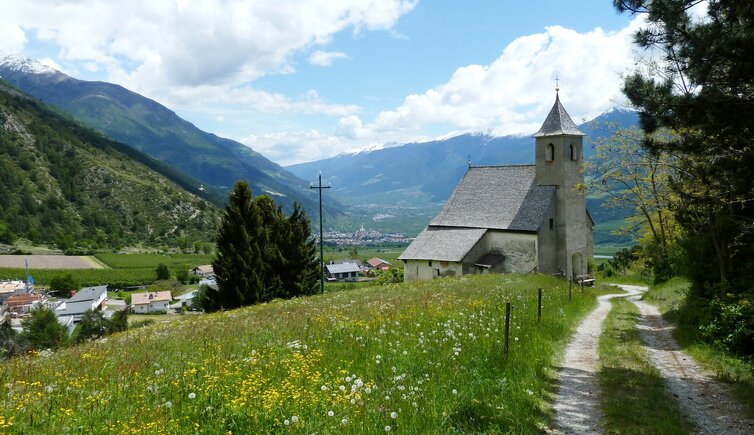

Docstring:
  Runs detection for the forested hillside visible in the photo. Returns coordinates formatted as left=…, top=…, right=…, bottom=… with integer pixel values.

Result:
left=0, top=80, right=220, bottom=250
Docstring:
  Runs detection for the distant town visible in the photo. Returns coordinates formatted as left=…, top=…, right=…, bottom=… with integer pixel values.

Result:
left=322, top=225, right=411, bottom=246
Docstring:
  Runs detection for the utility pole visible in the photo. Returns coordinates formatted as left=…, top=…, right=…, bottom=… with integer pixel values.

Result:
left=310, top=172, right=331, bottom=294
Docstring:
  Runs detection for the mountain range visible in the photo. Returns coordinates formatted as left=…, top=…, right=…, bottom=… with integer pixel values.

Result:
left=0, top=54, right=329, bottom=214
left=288, top=108, right=638, bottom=245
left=0, top=79, right=219, bottom=250
left=0, top=54, right=637, bottom=246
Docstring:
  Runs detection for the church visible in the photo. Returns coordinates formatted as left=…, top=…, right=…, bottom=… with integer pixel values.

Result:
left=399, top=91, right=593, bottom=281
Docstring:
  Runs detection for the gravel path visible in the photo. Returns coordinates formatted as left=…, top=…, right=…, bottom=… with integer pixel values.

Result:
left=549, top=286, right=643, bottom=434
left=621, top=285, right=754, bottom=435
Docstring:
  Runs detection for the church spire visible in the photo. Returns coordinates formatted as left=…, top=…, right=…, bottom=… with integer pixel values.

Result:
left=534, top=92, right=584, bottom=137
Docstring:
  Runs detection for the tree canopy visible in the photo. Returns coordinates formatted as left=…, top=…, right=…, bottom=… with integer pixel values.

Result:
left=615, top=0, right=754, bottom=355
left=201, top=181, right=319, bottom=311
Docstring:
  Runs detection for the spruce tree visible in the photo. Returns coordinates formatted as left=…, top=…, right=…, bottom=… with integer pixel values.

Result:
left=253, top=195, right=285, bottom=303
left=204, top=181, right=321, bottom=312
left=282, top=203, right=320, bottom=297
left=209, top=181, right=264, bottom=310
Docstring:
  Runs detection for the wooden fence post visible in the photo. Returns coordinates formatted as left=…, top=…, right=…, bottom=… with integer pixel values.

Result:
left=504, top=302, right=511, bottom=356
left=568, top=279, right=572, bottom=301
left=537, top=288, right=542, bottom=323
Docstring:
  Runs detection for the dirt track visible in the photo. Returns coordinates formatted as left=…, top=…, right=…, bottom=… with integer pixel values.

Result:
left=550, top=284, right=754, bottom=434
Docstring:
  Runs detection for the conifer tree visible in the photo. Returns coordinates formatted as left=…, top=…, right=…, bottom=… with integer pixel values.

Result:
left=282, top=203, right=320, bottom=297
left=208, top=181, right=263, bottom=310
left=203, top=181, right=320, bottom=312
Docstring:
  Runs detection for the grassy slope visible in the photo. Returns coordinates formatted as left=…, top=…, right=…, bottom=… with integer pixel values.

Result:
left=643, top=278, right=754, bottom=418
left=0, top=274, right=598, bottom=433
left=598, top=298, right=693, bottom=434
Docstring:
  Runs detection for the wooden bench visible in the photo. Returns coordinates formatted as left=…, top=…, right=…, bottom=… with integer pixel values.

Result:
left=577, top=274, right=596, bottom=286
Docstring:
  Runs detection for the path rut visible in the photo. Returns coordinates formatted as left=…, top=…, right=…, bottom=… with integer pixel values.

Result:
left=550, top=284, right=754, bottom=434
left=623, top=285, right=754, bottom=434
left=550, top=286, right=643, bottom=434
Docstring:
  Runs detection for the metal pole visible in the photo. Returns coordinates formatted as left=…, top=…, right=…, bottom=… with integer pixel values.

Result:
left=504, top=302, right=511, bottom=356
left=310, top=173, right=330, bottom=294
left=537, top=288, right=542, bottom=323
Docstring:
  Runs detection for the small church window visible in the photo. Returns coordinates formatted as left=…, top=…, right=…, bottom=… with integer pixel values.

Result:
left=570, top=144, right=578, bottom=161
left=546, top=143, right=554, bottom=161
left=549, top=218, right=554, bottom=230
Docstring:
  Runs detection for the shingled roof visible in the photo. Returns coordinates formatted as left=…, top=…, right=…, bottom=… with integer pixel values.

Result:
left=534, top=93, right=584, bottom=137
left=399, top=227, right=487, bottom=262
left=430, top=166, right=555, bottom=232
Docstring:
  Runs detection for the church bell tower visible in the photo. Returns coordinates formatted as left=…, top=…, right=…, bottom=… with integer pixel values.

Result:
left=534, top=90, right=590, bottom=279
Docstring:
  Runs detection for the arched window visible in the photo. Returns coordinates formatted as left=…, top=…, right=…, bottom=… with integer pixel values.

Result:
left=570, top=144, right=578, bottom=161
left=546, top=143, right=554, bottom=161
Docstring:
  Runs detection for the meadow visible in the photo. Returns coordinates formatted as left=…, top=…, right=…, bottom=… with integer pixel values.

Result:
left=0, top=274, right=600, bottom=433
left=0, top=253, right=213, bottom=288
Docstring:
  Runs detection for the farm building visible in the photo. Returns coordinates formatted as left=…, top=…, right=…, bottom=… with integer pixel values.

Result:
left=55, top=285, right=108, bottom=323
left=400, top=92, right=593, bottom=281
left=366, top=257, right=392, bottom=271
left=131, top=291, right=172, bottom=314
left=192, top=265, right=214, bottom=278
left=325, top=262, right=360, bottom=282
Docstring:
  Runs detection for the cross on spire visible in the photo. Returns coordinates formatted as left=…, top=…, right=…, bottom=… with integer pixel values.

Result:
left=555, top=75, right=560, bottom=93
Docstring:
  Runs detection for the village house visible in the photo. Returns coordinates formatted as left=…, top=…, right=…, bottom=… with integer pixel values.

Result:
left=366, top=257, right=392, bottom=271
left=54, top=285, right=108, bottom=323
left=192, top=265, right=214, bottom=278
left=399, top=92, right=593, bottom=281
left=131, top=291, right=172, bottom=314
left=325, top=262, right=360, bottom=282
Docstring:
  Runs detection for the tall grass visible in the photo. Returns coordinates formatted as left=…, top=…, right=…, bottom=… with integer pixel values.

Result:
left=0, top=274, right=597, bottom=433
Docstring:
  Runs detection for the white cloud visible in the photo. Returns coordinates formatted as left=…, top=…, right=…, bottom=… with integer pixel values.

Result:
left=167, top=86, right=359, bottom=117
left=0, top=0, right=416, bottom=103
left=337, top=17, right=645, bottom=146
left=241, top=130, right=357, bottom=167
left=309, top=50, right=348, bottom=66
left=0, top=21, right=26, bottom=54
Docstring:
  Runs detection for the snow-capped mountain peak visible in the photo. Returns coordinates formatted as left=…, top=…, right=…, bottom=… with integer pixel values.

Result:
left=0, top=53, right=58, bottom=76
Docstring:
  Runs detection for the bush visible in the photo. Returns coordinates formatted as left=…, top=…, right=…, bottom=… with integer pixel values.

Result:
left=49, top=274, right=78, bottom=297
left=698, top=296, right=753, bottom=355
left=155, top=263, right=170, bottom=280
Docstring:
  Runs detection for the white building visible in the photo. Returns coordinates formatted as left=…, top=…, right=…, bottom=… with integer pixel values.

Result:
left=325, top=262, right=360, bottom=282
left=55, top=285, right=108, bottom=323
left=131, top=291, right=172, bottom=314
left=192, top=265, right=214, bottom=278
left=400, top=92, right=593, bottom=281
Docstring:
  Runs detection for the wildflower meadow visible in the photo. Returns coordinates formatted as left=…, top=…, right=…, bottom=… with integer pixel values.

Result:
left=0, top=274, right=599, bottom=433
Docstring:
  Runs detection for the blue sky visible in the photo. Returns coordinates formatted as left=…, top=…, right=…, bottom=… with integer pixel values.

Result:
left=0, top=1, right=643, bottom=165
